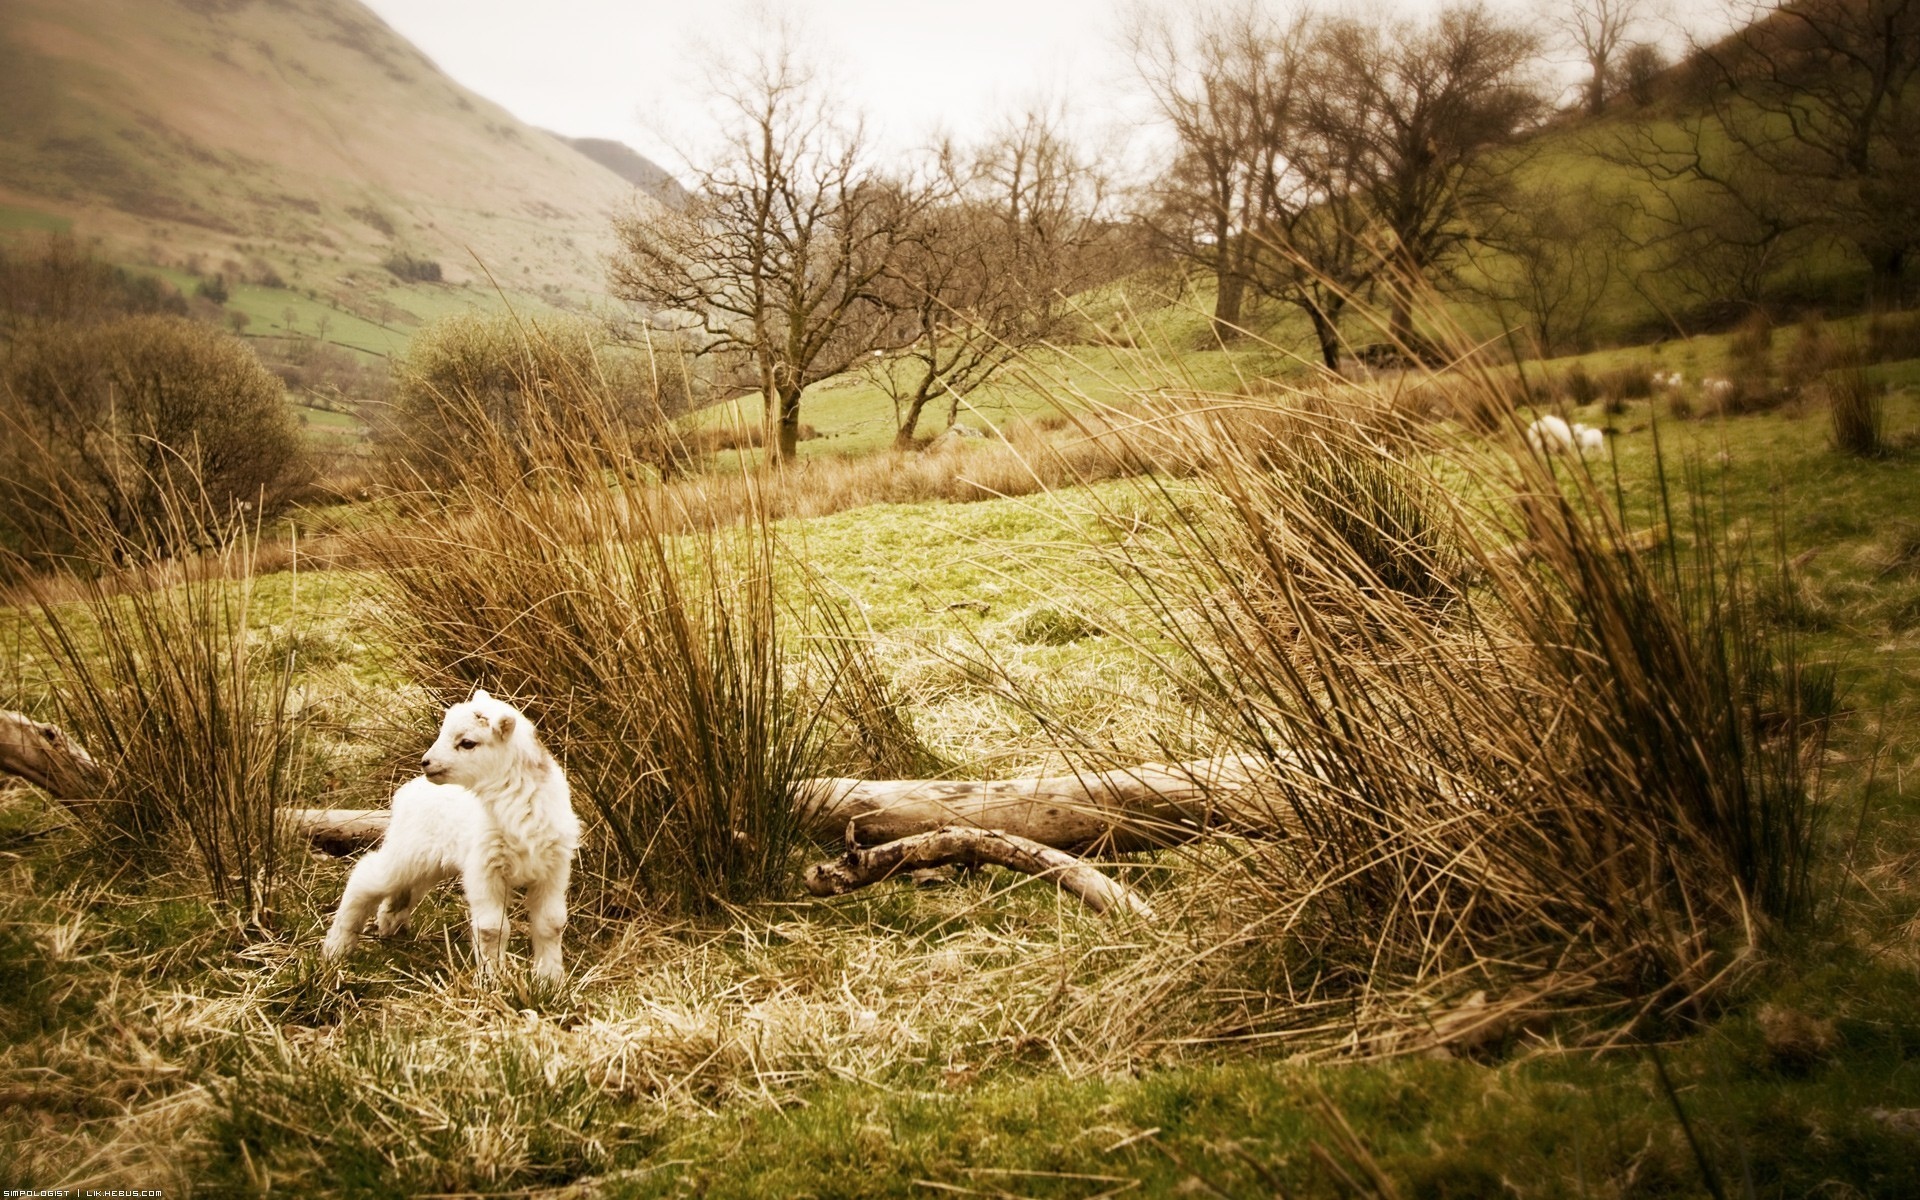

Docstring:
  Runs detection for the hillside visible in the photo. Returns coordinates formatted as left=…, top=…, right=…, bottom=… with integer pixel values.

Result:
left=550, top=133, right=685, bottom=206
left=0, top=0, right=662, bottom=304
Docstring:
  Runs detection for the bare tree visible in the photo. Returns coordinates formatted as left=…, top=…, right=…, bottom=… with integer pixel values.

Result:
left=610, top=36, right=924, bottom=462
left=1311, top=4, right=1548, bottom=350
left=1558, top=0, right=1643, bottom=113
left=1619, top=41, right=1669, bottom=106
left=1462, top=180, right=1622, bottom=354
left=1616, top=136, right=1808, bottom=322
left=1681, top=0, right=1920, bottom=309
left=871, top=111, right=1112, bottom=447
left=1130, top=3, right=1306, bottom=341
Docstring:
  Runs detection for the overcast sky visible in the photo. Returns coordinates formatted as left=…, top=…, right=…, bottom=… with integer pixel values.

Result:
left=358, top=0, right=1719, bottom=184
left=360, top=0, right=1135, bottom=180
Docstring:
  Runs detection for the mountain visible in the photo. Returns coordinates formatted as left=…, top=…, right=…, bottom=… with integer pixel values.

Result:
left=550, top=134, right=686, bottom=207
left=0, top=0, right=659, bottom=301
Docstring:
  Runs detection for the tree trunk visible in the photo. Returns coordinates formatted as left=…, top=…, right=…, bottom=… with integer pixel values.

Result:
left=791, top=755, right=1287, bottom=851
left=1213, top=268, right=1246, bottom=343
left=1868, top=247, right=1906, bottom=313
left=1389, top=288, right=1417, bottom=357
left=1306, top=303, right=1344, bottom=371
left=764, top=382, right=803, bottom=465
left=894, top=386, right=936, bottom=450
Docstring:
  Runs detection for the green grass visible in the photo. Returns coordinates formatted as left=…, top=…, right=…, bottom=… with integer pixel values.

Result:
left=2, top=339, right=1918, bottom=1194
left=687, top=340, right=1305, bottom=460
left=625, top=999, right=1920, bottom=1198
left=0, top=203, right=71, bottom=233
left=294, top=402, right=368, bottom=442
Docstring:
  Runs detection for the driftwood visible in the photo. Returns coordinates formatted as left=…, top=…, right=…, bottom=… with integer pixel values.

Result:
left=282, top=808, right=396, bottom=856
left=3, top=710, right=1291, bottom=918
left=283, top=755, right=1287, bottom=855
left=0, top=710, right=101, bottom=799
left=804, top=825, right=1156, bottom=917
left=792, top=755, right=1281, bottom=852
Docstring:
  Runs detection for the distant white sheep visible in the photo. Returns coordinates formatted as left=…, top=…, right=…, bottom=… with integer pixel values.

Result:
left=1525, top=414, right=1608, bottom=458
left=323, top=691, right=580, bottom=983
left=1703, top=376, right=1734, bottom=403
left=1653, top=370, right=1685, bottom=391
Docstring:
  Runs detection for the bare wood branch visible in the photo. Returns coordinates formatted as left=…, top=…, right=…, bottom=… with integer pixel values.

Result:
left=802, top=825, right=1155, bottom=918
left=0, top=709, right=101, bottom=799
left=275, top=754, right=1289, bottom=856
left=793, top=755, right=1282, bottom=852
left=277, top=808, right=397, bottom=856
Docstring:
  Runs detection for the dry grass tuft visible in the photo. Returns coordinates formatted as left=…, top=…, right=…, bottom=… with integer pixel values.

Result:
left=1827, top=361, right=1888, bottom=457
left=1756, top=1003, right=1838, bottom=1074
left=960, top=364, right=1826, bottom=1048
left=9, top=486, right=307, bottom=926
left=363, top=357, right=818, bottom=916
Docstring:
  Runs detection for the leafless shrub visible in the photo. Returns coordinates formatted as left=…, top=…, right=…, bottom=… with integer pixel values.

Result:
left=0, top=315, right=309, bottom=574
left=1562, top=362, right=1599, bottom=406
left=1783, top=315, right=1838, bottom=395
left=1598, top=362, right=1654, bottom=412
left=376, top=312, right=686, bottom=493
left=1722, top=310, right=1784, bottom=412
left=1866, top=310, right=1920, bottom=365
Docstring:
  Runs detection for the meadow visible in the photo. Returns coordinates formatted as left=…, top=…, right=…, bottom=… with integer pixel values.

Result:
left=2, top=304, right=1919, bottom=1197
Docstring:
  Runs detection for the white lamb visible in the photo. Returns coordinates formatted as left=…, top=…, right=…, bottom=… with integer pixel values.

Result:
left=323, top=691, right=581, bottom=983
left=1524, top=414, right=1608, bottom=457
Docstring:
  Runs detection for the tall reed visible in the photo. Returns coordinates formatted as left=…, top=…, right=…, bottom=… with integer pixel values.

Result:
left=13, top=470, right=304, bottom=926
left=1006, top=358, right=1824, bottom=1045
left=364, top=322, right=822, bottom=915
left=1825, top=361, right=1886, bottom=457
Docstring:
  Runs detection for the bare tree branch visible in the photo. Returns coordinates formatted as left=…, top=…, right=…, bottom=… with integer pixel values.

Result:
left=802, top=825, right=1155, bottom=917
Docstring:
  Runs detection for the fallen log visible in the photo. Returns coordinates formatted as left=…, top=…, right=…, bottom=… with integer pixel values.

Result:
left=280, top=754, right=1288, bottom=854
left=791, top=754, right=1284, bottom=852
left=3, top=710, right=1297, bottom=857
left=281, top=808, right=395, bottom=856
left=804, top=825, right=1155, bottom=918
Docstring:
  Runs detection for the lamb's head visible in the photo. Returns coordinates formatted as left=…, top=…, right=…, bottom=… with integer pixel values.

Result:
left=420, top=690, right=542, bottom=788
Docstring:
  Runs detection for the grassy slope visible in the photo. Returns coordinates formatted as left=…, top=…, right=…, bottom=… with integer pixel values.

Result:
left=0, top=0, right=652, bottom=326
left=3, top=368, right=1918, bottom=1194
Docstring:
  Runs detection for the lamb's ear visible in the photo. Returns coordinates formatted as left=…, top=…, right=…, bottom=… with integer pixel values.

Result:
left=494, top=712, right=517, bottom=740
left=472, top=688, right=493, bottom=704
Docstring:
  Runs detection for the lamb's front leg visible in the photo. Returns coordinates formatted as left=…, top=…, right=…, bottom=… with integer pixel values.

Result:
left=524, top=863, right=571, bottom=986
left=461, top=866, right=511, bottom=981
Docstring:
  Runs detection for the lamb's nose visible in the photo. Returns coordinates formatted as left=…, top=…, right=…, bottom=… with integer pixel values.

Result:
left=420, top=755, right=432, bottom=770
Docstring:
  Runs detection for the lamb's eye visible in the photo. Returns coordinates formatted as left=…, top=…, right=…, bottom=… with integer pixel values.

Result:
left=456, top=739, right=477, bottom=751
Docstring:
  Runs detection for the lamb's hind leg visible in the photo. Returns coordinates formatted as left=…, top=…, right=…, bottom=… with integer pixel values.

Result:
left=375, top=885, right=423, bottom=937
left=462, top=866, right=511, bottom=981
left=323, top=850, right=394, bottom=960
left=525, top=864, right=571, bottom=986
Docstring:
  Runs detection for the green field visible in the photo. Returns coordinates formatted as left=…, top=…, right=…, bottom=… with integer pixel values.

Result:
left=0, top=203, right=71, bottom=234
left=4, top=327, right=1919, bottom=1193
